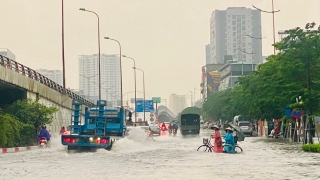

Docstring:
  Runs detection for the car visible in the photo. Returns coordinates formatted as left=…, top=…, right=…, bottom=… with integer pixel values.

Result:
left=238, top=121, right=253, bottom=136
left=149, top=123, right=160, bottom=135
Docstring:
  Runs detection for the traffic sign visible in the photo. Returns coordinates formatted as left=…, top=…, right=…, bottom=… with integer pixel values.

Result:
left=150, top=114, right=154, bottom=117
left=292, top=110, right=303, bottom=118
left=136, top=100, right=154, bottom=112
left=152, top=97, right=161, bottom=103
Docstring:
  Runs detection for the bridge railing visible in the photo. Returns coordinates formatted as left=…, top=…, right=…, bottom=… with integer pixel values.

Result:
left=0, top=55, right=96, bottom=107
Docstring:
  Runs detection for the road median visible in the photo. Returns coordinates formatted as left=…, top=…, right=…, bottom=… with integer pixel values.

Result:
left=1, top=146, right=38, bottom=153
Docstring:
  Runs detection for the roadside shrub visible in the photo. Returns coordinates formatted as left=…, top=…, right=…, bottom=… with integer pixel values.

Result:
left=0, top=114, right=22, bottom=148
left=19, top=124, right=36, bottom=146
left=302, top=144, right=320, bottom=153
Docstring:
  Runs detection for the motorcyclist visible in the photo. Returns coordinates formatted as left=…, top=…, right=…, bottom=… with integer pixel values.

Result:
left=171, top=123, right=178, bottom=134
left=161, top=123, right=167, bottom=131
left=168, top=123, right=173, bottom=134
left=172, top=123, right=178, bottom=130
left=269, top=123, right=280, bottom=137
left=60, top=127, right=67, bottom=135
left=38, top=126, right=51, bottom=143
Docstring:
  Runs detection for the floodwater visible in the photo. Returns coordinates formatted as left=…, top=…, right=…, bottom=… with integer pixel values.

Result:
left=1, top=129, right=320, bottom=180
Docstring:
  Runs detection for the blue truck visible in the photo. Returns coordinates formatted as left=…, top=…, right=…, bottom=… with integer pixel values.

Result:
left=61, top=99, right=127, bottom=151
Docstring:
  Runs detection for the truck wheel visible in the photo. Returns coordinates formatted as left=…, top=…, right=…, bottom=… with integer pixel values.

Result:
left=67, top=146, right=77, bottom=152
left=106, top=141, right=113, bottom=151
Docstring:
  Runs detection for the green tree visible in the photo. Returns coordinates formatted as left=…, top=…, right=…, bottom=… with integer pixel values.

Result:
left=0, top=113, right=22, bottom=147
left=5, top=98, right=58, bottom=133
left=274, top=25, right=320, bottom=115
left=202, top=22, right=320, bottom=122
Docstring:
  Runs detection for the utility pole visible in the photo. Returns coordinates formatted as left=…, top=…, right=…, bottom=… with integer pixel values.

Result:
left=189, top=91, right=193, bottom=106
left=193, top=88, right=196, bottom=105
left=253, top=0, right=280, bottom=55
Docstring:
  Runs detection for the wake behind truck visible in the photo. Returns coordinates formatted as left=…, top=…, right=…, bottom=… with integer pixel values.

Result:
left=61, top=99, right=127, bottom=151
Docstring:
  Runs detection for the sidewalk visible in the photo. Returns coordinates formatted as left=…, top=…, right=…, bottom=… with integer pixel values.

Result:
left=1, top=146, right=38, bottom=153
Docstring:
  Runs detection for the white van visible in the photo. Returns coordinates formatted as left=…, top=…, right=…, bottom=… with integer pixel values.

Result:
left=233, top=115, right=245, bottom=126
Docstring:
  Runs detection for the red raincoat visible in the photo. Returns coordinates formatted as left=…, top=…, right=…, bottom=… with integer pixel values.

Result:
left=213, top=130, right=223, bottom=153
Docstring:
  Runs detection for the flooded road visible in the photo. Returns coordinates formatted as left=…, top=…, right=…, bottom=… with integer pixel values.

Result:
left=1, top=129, right=320, bottom=180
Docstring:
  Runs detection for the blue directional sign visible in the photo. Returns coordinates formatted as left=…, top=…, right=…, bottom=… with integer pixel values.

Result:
left=144, top=100, right=154, bottom=112
left=136, top=100, right=154, bottom=112
left=136, top=100, right=144, bottom=112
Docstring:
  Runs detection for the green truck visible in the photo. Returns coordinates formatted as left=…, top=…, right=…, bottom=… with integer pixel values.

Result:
left=180, top=114, right=200, bottom=136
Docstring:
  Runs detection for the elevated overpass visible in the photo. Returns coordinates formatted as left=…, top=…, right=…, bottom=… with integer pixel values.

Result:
left=0, top=55, right=96, bottom=133
left=157, top=105, right=176, bottom=123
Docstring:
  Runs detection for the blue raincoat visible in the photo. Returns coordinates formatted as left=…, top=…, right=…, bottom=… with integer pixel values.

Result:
left=223, top=131, right=235, bottom=153
left=37, top=128, right=51, bottom=141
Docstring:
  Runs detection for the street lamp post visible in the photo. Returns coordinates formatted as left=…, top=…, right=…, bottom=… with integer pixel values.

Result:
left=62, top=0, right=66, bottom=89
left=104, top=37, right=123, bottom=107
left=79, top=8, right=101, bottom=100
left=194, top=87, right=201, bottom=104
left=134, top=67, right=145, bottom=122
left=122, top=55, right=137, bottom=122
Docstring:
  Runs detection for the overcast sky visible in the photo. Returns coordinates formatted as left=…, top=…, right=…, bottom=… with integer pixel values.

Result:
left=1, top=0, right=319, bottom=106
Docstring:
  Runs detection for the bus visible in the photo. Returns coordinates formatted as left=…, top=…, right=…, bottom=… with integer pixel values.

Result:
left=180, top=114, right=200, bottom=136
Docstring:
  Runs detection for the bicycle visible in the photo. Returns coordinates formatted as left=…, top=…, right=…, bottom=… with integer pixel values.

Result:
left=197, top=137, right=243, bottom=153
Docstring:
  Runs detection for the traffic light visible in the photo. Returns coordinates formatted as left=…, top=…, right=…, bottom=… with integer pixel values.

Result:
left=128, top=111, right=132, bottom=121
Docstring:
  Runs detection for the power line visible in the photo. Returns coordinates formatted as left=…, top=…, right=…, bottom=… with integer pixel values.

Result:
left=252, top=0, right=280, bottom=55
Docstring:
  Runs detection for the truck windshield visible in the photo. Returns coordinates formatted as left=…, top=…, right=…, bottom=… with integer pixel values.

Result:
left=181, top=118, right=200, bottom=125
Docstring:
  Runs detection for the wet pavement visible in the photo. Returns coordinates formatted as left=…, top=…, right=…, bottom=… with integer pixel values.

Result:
left=1, top=128, right=320, bottom=180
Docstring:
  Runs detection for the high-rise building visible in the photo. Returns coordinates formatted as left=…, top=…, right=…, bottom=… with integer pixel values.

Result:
left=0, top=48, right=16, bottom=60
left=205, top=44, right=211, bottom=65
left=169, top=94, right=187, bottom=116
left=36, top=69, right=63, bottom=86
left=78, top=54, right=120, bottom=107
left=210, top=7, right=262, bottom=65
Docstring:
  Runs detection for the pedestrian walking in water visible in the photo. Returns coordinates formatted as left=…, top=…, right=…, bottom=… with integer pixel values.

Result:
left=211, top=125, right=223, bottom=153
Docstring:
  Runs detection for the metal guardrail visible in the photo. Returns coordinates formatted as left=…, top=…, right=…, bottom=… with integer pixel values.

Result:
left=0, top=55, right=96, bottom=107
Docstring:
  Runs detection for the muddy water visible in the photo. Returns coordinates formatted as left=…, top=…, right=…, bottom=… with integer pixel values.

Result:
left=1, top=129, right=320, bottom=180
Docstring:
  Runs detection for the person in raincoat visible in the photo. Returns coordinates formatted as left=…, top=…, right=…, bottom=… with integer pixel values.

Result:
left=211, top=125, right=223, bottom=153
left=60, top=127, right=67, bottom=135
left=37, top=126, right=51, bottom=142
left=223, top=127, right=235, bottom=153
left=161, top=123, right=167, bottom=130
left=232, top=128, right=238, bottom=145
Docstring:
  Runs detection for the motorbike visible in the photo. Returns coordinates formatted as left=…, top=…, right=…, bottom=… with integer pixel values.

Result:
left=161, top=126, right=167, bottom=132
left=172, top=128, right=177, bottom=136
left=268, top=131, right=283, bottom=139
left=38, top=137, right=48, bottom=148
